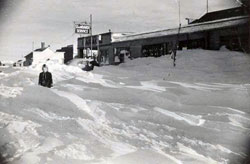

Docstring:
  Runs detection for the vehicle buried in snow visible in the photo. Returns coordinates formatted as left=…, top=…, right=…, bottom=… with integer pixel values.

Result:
left=13, top=60, right=23, bottom=67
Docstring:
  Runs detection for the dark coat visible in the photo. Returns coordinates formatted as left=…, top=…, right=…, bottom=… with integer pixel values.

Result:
left=90, top=60, right=100, bottom=67
left=82, top=64, right=94, bottom=72
left=39, top=72, right=53, bottom=88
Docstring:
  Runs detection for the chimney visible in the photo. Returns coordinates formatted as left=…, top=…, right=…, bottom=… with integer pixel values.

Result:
left=41, top=42, right=45, bottom=49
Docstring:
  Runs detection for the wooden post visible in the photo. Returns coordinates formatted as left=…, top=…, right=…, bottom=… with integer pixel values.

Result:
left=90, top=14, right=93, bottom=58
left=207, top=0, right=209, bottom=13
left=248, top=0, right=250, bottom=53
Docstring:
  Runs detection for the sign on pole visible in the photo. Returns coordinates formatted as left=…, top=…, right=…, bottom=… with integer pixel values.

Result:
left=75, top=22, right=90, bottom=34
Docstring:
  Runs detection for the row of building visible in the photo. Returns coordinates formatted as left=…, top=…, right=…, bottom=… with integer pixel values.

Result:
left=17, top=6, right=249, bottom=67
left=15, top=43, right=74, bottom=67
left=77, top=6, right=249, bottom=65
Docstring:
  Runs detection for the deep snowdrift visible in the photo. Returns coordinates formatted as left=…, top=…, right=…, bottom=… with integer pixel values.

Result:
left=99, top=49, right=250, bottom=83
left=0, top=49, right=250, bottom=164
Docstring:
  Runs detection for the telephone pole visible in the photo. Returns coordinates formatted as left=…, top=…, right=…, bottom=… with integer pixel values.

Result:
left=32, top=42, right=34, bottom=52
left=90, top=14, right=93, bottom=58
left=207, top=0, right=209, bottom=13
left=173, top=0, right=181, bottom=67
left=178, top=0, right=181, bottom=26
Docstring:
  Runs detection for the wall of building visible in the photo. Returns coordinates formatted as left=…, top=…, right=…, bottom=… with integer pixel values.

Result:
left=77, top=32, right=114, bottom=63
left=33, top=48, right=64, bottom=65
left=57, top=45, right=74, bottom=64
left=33, top=49, right=55, bottom=65
left=53, top=52, right=65, bottom=64
left=77, top=15, right=249, bottom=65
left=112, top=22, right=248, bottom=60
left=24, top=54, right=33, bottom=66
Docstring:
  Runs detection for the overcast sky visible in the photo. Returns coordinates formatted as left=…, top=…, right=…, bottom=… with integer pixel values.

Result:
left=0, top=0, right=239, bottom=61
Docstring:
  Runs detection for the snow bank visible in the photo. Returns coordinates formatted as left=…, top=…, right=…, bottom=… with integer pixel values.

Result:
left=32, top=60, right=83, bottom=74
left=0, top=84, right=23, bottom=98
left=29, top=60, right=121, bottom=88
left=219, top=46, right=231, bottom=52
left=0, top=49, right=249, bottom=164
left=117, top=49, right=250, bottom=83
left=24, top=108, right=71, bottom=122
left=177, top=143, right=219, bottom=164
left=55, top=143, right=95, bottom=160
left=0, top=112, right=41, bottom=163
left=67, top=58, right=93, bottom=67
left=154, top=107, right=205, bottom=126
left=126, top=81, right=167, bottom=92
left=76, top=74, right=120, bottom=88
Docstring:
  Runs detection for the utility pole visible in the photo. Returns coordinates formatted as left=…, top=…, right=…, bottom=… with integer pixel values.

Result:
left=172, top=0, right=181, bottom=67
left=32, top=42, right=34, bottom=52
left=178, top=0, right=181, bottom=26
left=97, top=35, right=100, bottom=62
left=207, top=0, right=209, bottom=13
left=90, top=14, right=93, bottom=58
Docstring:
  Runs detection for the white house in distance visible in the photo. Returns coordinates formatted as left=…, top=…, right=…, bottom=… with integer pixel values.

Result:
left=24, top=42, right=64, bottom=66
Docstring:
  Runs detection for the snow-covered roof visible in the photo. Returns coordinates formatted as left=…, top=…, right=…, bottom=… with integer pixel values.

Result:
left=111, top=33, right=130, bottom=42
left=34, top=47, right=49, bottom=52
left=113, top=16, right=249, bottom=43
left=25, top=47, right=50, bottom=58
left=191, top=6, right=247, bottom=24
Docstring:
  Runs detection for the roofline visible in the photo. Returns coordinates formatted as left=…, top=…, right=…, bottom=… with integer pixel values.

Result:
left=33, top=47, right=49, bottom=52
left=77, top=32, right=133, bottom=40
left=24, top=52, right=33, bottom=58
left=185, top=15, right=248, bottom=29
left=24, top=47, right=50, bottom=57
left=78, top=32, right=112, bottom=40
left=202, top=6, right=243, bottom=15
left=191, top=5, right=245, bottom=24
left=113, top=15, right=249, bottom=43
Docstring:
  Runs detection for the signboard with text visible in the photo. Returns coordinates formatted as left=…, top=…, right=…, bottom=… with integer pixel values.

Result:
left=75, top=23, right=90, bottom=34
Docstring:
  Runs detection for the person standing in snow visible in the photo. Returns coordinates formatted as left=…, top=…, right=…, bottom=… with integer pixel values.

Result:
left=39, top=64, right=53, bottom=88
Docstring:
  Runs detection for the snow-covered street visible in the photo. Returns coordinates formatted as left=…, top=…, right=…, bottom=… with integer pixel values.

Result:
left=0, top=49, right=250, bottom=164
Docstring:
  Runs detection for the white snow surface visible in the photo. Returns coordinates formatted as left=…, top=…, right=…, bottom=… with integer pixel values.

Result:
left=0, top=49, right=250, bottom=164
